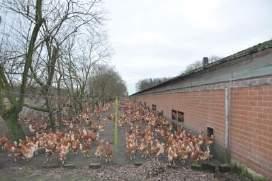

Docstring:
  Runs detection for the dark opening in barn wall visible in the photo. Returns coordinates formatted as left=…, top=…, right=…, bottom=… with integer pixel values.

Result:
left=207, top=127, right=214, bottom=137
left=177, top=111, right=184, bottom=122
left=152, top=104, right=157, bottom=111
left=158, top=110, right=164, bottom=116
left=172, top=110, right=177, bottom=120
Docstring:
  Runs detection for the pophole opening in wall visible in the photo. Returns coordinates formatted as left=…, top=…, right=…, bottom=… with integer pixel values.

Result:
left=152, top=104, right=157, bottom=111
left=158, top=110, right=164, bottom=116
left=177, top=111, right=184, bottom=122
left=171, top=110, right=177, bottom=120
left=207, top=127, right=214, bottom=137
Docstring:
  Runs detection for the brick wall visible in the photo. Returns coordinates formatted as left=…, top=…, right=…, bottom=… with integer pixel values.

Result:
left=136, top=89, right=225, bottom=147
left=135, top=85, right=272, bottom=178
left=230, top=85, right=272, bottom=177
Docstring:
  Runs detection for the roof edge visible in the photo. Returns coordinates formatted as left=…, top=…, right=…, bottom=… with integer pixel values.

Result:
left=130, top=39, right=272, bottom=96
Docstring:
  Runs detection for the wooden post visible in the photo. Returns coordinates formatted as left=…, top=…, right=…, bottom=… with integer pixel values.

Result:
left=114, top=97, right=119, bottom=153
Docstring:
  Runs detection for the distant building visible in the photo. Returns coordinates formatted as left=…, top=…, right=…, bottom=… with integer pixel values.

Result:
left=131, top=40, right=272, bottom=179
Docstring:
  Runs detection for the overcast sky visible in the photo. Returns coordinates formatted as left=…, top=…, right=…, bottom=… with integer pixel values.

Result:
left=103, top=0, right=272, bottom=95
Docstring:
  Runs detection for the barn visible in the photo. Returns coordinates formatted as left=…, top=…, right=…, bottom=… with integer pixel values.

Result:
left=131, top=40, right=272, bottom=178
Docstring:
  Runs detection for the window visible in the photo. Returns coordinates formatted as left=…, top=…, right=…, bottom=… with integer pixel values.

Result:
left=207, top=127, right=214, bottom=137
left=172, top=110, right=177, bottom=120
left=152, top=104, right=157, bottom=111
left=177, top=111, right=184, bottom=122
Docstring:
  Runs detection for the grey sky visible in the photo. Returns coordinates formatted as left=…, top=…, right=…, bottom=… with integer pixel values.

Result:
left=103, top=0, right=272, bottom=95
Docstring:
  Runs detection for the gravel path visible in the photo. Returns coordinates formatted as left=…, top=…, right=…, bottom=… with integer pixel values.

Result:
left=0, top=160, right=244, bottom=181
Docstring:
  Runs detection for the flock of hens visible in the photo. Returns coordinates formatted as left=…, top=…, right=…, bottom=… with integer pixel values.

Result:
left=120, top=101, right=214, bottom=165
left=0, top=100, right=214, bottom=166
left=0, top=104, right=111, bottom=164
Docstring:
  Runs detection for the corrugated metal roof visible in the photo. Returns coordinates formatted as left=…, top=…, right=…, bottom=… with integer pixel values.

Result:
left=131, top=39, right=272, bottom=96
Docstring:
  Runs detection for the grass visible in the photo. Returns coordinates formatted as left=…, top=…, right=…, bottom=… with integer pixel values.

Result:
left=231, top=163, right=268, bottom=181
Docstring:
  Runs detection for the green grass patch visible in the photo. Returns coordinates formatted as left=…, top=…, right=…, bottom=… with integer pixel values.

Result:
left=231, top=163, right=268, bottom=181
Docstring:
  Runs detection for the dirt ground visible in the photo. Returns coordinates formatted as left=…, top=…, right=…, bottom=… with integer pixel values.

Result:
left=0, top=160, right=246, bottom=181
left=0, top=106, right=246, bottom=181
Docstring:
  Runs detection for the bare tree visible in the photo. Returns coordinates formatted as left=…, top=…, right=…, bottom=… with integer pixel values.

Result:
left=136, top=77, right=169, bottom=92
left=183, top=55, right=221, bottom=74
left=89, top=64, right=127, bottom=105
left=183, top=60, right=202, bottom=73
left=0, top=0, right=44, bottom=138
left=0, top=0, right=108, bottom=137
left=60, top=33, right=110, bottom=115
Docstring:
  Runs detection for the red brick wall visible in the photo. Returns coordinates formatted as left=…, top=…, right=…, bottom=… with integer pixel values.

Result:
left=230, top=86, right=272, bottom=178
left=135, top=85, right=272, bottom=178
left=136, top=89, right=225, bottom=147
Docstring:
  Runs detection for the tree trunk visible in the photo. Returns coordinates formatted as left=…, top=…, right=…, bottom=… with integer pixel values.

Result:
left=56, top=73, right=62, bottom=127
left=17, top=0, right=43, bottom=111
left=45, top=97, right=55, bottom=130
left=0, top=65, right=24, bottom=139
left=43, top=46, right=58, bottom=130
left=3, top=0, right=44, bottom=139
left=3, top=107, right=25, bottom=139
